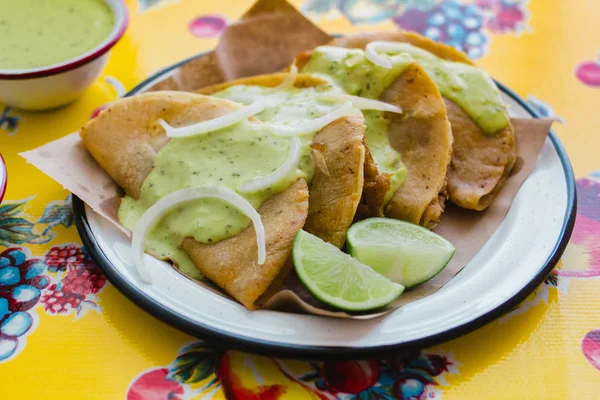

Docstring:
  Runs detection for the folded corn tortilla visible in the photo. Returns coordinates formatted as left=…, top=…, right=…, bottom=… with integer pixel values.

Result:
left=330, top=31, right=516, bottom=211
left=80, top=84, right=366, bottom=308
left=295, top=50, right=453, bottom=228
left=80, top=91, right=310, bottom=309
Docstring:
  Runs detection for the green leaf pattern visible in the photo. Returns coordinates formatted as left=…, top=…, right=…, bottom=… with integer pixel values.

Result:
left=168, top=343, right=221, bottom=384
left=0, top=198, right=44, bottom=246
left=37, top=195, right=74, bottom=240
left=0, top=196, right=74, bottom=247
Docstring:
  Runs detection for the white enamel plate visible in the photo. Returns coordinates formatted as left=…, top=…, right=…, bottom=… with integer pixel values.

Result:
left=73, top=55, right=576, bottom=359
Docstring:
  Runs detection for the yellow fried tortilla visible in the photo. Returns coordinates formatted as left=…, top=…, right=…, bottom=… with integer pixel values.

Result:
left=296, top=49, right=452, bottom=228
left=183, top=179, right=308, bottom=309
left=80, top=91, right=309, bottom=309
left=381, top=64, right=452, bottom=228
left=330, top=32, right=516, bottom=211
left=199, top=73, right=366, bottom=248
left=81, top=92, right=240, bottom=199
left=330, top=31, right=474, bottom=65
left=443, top=100, right=515, bottom=210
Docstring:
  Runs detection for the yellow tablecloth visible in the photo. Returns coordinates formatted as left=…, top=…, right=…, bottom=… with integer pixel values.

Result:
left=1, top=0, right=599, bottom=398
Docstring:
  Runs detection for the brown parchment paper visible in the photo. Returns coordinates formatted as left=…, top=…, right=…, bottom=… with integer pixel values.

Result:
left=263, top=118, right=553, bottom=316
left=21, top=0, right=555, bottom=319
left=148, top=0, right=331, bottom=92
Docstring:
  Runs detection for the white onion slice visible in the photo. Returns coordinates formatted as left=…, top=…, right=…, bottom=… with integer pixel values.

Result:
left=159, top=98, right=267, bottom=138
left=366, top=41, right=466, bottom=90
left=319, top=94, right=402, bottom=114
left=224, top=94, right=260, bottom=104
left=132, top=186, right=266, bottom=283
left=365, top=41, right=398, bottom=69
left=274, top=64, right=298, bottom=91
left=344, top=54, right=364, bottom=68
left=265, top=102, right=360, bottom=136
left=238, top=136, right=301, bottom=193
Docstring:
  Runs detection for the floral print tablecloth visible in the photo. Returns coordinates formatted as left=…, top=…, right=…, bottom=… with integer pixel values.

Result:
left=1, top=1, right=599, bottom=398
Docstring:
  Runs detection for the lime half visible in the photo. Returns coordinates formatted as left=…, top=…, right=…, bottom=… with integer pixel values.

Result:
left=347, top=218, right=455, bottom=288
left=293, top=230, right=404, bottom=312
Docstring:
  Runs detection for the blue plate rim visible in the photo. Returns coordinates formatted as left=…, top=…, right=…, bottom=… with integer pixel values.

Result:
left=72, top=53, right=577, bottom=360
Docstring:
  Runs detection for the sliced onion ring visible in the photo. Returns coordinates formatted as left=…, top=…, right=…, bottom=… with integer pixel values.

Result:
left=274, top=64, right=298, bottom=91
left=319, top=94, right=402, bottom=114
left=132, top=186, right=266, bottom=283
left=265, top=102, right=361, bottom=136
left=344, top=54, right=364, bottom=68
left=159, top=98, right=267, bottom=138
left=365, top=41, right=398, bottom=69
left=224, top=93, right=261, bottom=104
left=366, top=41, right=466, bottom=90
left=238, top=136, right=301, bottom=193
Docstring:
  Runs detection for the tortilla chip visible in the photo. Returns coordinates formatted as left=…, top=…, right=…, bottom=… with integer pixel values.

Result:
left=200, top=73, right=366, bottom=248
left=331, top=31, right=516, bottom=211
left=79, top=91, right=309, bottom=309
left=183, top=179, right=308, bottom=309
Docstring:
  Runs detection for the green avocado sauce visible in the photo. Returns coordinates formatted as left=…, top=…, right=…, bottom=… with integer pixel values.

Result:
left=0, top=0, right=114, bottom=70
left=118, top=86, right=343, bottom=277
left=304, top=44, right=509, bottom=135
left=302, top=46, right=412, bottom=204
left=301, top=44, right=509, bottom=202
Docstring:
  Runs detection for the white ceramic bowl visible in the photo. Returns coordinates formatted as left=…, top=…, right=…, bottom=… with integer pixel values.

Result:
left=0, top=0, right=128, bottom=111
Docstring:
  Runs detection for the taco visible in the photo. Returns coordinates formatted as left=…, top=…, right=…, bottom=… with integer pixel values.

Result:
left=296, top=45, right=453, bottom=228
left=329, top=31, right=516, bottom=211
left=80, top=79, right=366, bottom=308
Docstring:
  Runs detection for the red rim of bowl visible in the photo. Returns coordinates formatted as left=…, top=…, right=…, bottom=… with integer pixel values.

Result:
left=0, top=0, right=129, bottom=80
left=0, top=153, right=6, bottom=203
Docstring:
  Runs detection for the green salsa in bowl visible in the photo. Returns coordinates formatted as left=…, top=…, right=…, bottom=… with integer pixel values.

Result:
left=0, top=0, right=128, bottom=110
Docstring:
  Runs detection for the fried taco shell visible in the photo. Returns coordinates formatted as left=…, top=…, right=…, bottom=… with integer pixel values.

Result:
left=296, top=50, right=452, bottom=228
left=80, top=91, right=309, bottom=309
left=330, top=31, right=516, bottom=211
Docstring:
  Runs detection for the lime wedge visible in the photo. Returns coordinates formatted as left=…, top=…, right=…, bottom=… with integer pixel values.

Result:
left=293, top=230, right=404, bottom=311
left=347, top=218, right=455, bottom=288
